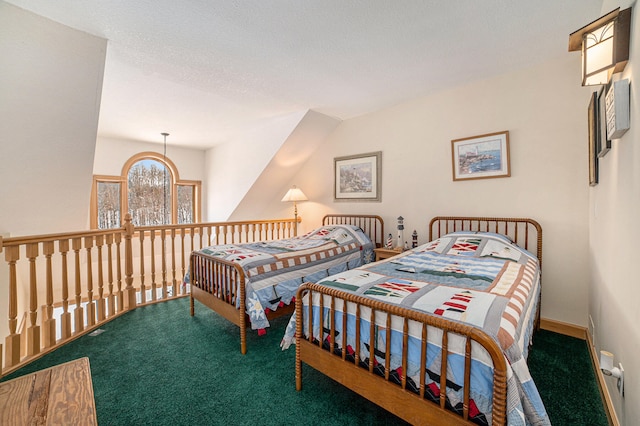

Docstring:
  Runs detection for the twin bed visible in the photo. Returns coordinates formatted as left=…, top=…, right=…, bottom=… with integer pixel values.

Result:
left=189, top=215, right=546, bottom=425
left=188, top=214, right=384, bottom=353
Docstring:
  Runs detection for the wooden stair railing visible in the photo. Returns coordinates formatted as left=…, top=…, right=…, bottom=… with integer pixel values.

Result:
left=0, top=215, right=298, bottom=377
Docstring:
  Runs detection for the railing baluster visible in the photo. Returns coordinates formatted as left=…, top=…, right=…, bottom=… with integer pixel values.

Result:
left=123, top=213, right=136, bottom=310
left=72, top=237, right=84, bottom=334
left=139, top=230, right=146, bottom=304
left=180, top=230, right=186, bottom=294
left=115, top=233, right=123, bottom=312
left=96, top=235, right=106, bottom=322
left=26, top=243, right=40, bottom=356
left=161, top=229, right=167, bottom=299
left=106, top=234, right=116, bottom=317
left=84, top=236, right=96, bottom=327
left=42, top=241, right=56, bottom=348
left=5, top=246, right=21, bottom=367
left=59, top=239, right=71, bottom=339
left=170, top=228, right=177, bottom=297
left=150, top=229, right=156, bottom=302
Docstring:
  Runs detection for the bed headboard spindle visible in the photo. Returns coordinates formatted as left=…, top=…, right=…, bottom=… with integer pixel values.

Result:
left=429, top=216, right=542, bottom=265
left=322, top=214, right=384, bottom=248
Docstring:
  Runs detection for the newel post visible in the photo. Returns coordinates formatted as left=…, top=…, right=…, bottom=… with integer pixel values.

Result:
left=123, top=214, right=137, bottom=310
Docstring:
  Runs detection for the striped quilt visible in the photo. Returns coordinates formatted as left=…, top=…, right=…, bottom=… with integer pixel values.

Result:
left=282, top=232, right=549, bottom=425
left=188, top=224, right=374, bottom=330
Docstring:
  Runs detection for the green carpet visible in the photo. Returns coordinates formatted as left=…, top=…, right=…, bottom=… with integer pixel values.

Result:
left=2, top=298, right=607, bottom=425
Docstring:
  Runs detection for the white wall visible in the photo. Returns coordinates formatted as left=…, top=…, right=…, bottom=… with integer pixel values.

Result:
left=0, top=2, right=106, bottom=345
left=590, top=1, right=639, bottom=424
left=0, top=2, right=106, bottom=235
left=204, top=110, right=307, bottom=221
left=230, top=110, right=341, bottom=221
left=262, top=55, right=591, bottom=328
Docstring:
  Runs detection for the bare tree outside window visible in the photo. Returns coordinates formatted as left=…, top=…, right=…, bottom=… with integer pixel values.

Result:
left=97, top=181, right=121, bottom=229
left=128, top=159, right=172, bottom=226
left=177, top=185, right=194, bottom=224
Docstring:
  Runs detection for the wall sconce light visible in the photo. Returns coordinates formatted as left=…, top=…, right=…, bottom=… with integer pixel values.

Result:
left=600, top=350, right=624, bottom=396
left=281, top=185, right=308, bottom=236
left=568, top=7, right=632, bottom=86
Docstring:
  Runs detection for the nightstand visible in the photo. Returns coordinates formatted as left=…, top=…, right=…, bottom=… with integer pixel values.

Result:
left=374, top=247, right=403, bottom=261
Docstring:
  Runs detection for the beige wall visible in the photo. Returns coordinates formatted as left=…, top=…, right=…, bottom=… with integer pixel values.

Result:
left=0, top=2, right=106, bottom=235
left=205, top=111, right=307, bottom=221
left=263, top=54, right=591, bottom=328
left=590, top=1, right=639, bottom=424
left=0, top=2, right=106, bottom=345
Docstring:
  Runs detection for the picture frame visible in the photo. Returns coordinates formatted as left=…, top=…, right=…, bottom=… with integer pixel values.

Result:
left=588, top=91, right=599, bottom=186
left=451, top=131, right=510, bottom=181
left=334, top=151, right=382, bottom=202
left=597, top=83, right=611, bottom=158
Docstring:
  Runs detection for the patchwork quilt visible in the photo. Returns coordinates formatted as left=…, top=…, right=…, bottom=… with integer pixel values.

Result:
left=281, top=232, right=549, bottom=426
left=187, top=224, right=374, bottom=331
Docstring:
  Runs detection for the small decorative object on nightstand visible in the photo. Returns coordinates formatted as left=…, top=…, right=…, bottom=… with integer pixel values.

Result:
left=412, top=230, right=418, bottom=248
left=374, top=247, right=403, bottom=262
left=385, top=233, right=393, bottom=249
left=396, top=216, right=405, bottom=250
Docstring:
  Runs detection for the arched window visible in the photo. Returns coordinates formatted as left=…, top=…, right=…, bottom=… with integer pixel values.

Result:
left=91, top=152, right=201, bottom=229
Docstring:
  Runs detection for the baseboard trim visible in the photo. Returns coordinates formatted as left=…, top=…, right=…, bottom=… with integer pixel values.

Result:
left=539, top=318, right=586, bottom=339
left=538, top=317, right=618, bottom=426
left=586, top=332, right=619, bottom=426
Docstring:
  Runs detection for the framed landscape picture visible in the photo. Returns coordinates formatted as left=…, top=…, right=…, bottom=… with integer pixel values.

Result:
left=334, top=151, right=381, bottom=202
left=451, top=131, right=510, bottom=181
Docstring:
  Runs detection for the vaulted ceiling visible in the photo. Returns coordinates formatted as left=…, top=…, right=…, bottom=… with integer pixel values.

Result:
left=6, top=0, right=603, bottom=149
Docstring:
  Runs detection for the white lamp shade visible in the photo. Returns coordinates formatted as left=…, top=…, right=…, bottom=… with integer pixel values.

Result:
left=569, top=7, right=632, bottom=87
left=281, top=186, right=308, bottom=203
left=582, top=22, right=615, bottom=86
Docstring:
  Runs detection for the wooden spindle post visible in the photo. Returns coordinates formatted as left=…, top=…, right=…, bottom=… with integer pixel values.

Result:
left=72, top=237, right=84, bottom=334
left=138, top=230, right=146, bottom=304
left=123, top=214, right=137, bottom=310
left=26, top=243, right=40, bottom=357
left=170, top=228, right=177, bottom=297
left=84, top=236, right=96, bottom=327
left=150, top=229, right=156, bottom=301
left=180, top=231, right=186, bottom=295
left=161, top=229, right=167, bottom=299
left=115, top=233, right=123, bottom=312
left=106, top=234, right=116, bottom=317
left=96, top=235, right=106, bottom=322
left=42, top=241, right=56, bottom=348
left=59, top=239, right=72, bottom=340
left=5, top=245, right=21, bottom=368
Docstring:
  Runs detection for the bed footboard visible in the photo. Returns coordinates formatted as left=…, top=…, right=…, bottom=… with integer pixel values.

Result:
left=294, top=283, right=508, bottom=426
left=189, top=251, right=295, bottom=354
left=189, top=251, right=249, bottom=353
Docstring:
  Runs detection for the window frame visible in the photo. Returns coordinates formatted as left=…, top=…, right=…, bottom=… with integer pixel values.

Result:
left=90, top=151, right=201, bottom=229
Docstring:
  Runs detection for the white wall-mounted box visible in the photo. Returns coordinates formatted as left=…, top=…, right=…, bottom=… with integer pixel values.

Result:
left=605, top=79, right=630, bottom=140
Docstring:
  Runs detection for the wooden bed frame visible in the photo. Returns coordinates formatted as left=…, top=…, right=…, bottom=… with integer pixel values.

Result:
left=189, top=214, right=384, bottom=354
left=294, top=216, right=542, bottom=425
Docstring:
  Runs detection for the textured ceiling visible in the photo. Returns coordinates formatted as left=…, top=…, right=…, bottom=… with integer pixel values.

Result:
left=6, top=0, right=603, bottom=149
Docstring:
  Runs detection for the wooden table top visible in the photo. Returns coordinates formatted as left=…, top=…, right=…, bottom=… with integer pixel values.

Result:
left=0, top=357, right=97, bottom=425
